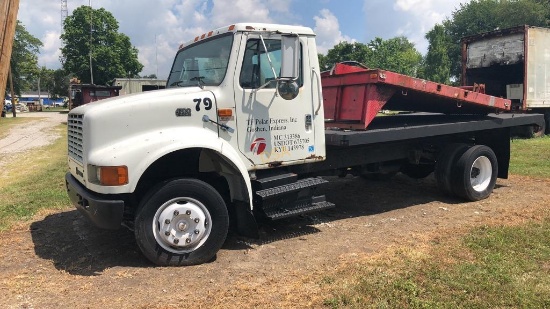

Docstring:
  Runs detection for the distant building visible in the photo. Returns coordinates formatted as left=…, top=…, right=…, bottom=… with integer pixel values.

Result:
left=69, top=84, right=122, bottom=109
left=9, top=91, right=65, bottom=107
left=112, top=78, right=166, bottom=95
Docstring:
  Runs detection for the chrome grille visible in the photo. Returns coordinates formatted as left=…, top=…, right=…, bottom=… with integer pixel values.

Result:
left=68, top=113, right=84, bottom=163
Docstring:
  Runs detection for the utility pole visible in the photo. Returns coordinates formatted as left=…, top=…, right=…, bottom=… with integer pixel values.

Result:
left=0, top=0, right=20, bottom=115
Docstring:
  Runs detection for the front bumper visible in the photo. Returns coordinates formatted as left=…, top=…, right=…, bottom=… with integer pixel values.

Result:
left=65, top=172, right=125, bottom=229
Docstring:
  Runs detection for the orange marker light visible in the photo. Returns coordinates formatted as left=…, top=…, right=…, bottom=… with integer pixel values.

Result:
left=207, top=31, right=213, bottom=37
left=99, top=166, right=128, bottom=186
left=228, top=25, right=235, bottom=31
left=217, top=109, right=233, bottom=117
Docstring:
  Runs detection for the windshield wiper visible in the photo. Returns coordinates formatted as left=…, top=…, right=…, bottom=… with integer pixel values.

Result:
left=190, top=76, right=206, bottom=89
left=169, top=80, right=185, bottom=87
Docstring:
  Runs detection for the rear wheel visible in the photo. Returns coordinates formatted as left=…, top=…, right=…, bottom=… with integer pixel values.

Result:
left=435, top=143, right=469, bottom=196
left=451, top=145, right=498, bottom=201
left=544, top=112, right=550, bottom=135
left=134, top=178, right=229, bottom=266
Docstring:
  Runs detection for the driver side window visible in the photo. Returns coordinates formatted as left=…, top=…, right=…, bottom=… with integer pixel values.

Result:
left=239, top=38, right=302, bottom=89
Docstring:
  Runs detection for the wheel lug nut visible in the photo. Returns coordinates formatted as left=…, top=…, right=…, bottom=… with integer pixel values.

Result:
left=165, top=231, right=170, bottom=236
left=173, top=238, right=179, bottom=244
left=194, top=218, right=200, bottom=223
left=194, top=229, right=199, bottom=234
left=186, top=238, right=191, bottom=244
left=186, top=210, right=191, bottom=215
left=165, top=219, right=170, bottom=224
left=174, top=210, right=179, bottom=216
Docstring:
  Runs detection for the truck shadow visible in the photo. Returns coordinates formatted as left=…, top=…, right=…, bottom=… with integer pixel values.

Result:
left=31, top=174, right=506, bottom=275
left=228, top=174, right=489, bottom=246
left=30, top=211, right=151, bottom=276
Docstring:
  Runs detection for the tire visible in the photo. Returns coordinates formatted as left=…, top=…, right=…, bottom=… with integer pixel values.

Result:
left=435, top=143, right=469, bottom=196
left=134, top=178, right=229, bottom=266
left=544, top=112, right=550, bottom=135
left=400, top=163, right=434, bottom=179
left=451, top=145, right=498, bottom=201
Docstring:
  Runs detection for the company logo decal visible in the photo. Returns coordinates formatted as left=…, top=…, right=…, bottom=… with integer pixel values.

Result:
left=250, top=138, right=267, bottom=155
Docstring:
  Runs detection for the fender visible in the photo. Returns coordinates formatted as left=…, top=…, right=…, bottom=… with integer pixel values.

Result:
left=86, top=126, right=254, bottom=210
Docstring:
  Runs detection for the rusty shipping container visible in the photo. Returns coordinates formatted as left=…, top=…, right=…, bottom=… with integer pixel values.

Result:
left=461, top=25, right=550, bottom=112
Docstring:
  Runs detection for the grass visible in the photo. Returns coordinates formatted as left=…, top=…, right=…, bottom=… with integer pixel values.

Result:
left=510, top=135, right=550, bottom=178
left=323, top=218, right=550, bottom=308
left=323, top=136, right=550, bottom=308
left=0, top=123, right=70, bottom=231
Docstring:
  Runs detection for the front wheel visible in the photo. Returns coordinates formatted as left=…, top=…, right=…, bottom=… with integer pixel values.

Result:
left=134, top=179, right=229, bottom=266
left=451, top=145, right=498, bottom=201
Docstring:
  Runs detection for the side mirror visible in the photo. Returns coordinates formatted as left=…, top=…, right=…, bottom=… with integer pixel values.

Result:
left=280, top=35, right=299, bottom=79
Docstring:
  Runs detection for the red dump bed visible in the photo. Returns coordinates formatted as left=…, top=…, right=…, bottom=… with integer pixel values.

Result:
left=321, top=63, right=512, bottom=129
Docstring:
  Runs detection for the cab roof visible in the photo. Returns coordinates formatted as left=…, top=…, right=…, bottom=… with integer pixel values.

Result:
left=179, top=23, right=315, bottom=49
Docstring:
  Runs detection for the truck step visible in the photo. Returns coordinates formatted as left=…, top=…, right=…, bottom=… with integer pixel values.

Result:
left=252, top=172, right=298, bottom=190
left=263, top=196, right=335, bottom=220
left=254, top=177, right=334, bottom=220
left=255, top=177, right=328, bottom=199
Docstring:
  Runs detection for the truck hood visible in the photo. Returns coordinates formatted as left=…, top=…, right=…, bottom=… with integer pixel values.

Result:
left=69, top=86, right=220, bottom=161
left=71, top=87, right=205, bottom=114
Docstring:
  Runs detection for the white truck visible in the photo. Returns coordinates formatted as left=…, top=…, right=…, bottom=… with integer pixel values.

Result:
left=65, top=23, right=543, bottom=266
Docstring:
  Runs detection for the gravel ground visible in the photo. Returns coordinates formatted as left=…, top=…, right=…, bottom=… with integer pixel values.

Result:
left=0, top=112, right=67, bottom=169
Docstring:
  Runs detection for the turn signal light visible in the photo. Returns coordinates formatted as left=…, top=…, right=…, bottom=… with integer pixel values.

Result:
left=99, top=166, right=128, bottom=186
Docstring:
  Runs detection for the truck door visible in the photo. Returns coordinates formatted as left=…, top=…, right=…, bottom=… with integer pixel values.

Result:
left=233, top=34, right=316, bottom=167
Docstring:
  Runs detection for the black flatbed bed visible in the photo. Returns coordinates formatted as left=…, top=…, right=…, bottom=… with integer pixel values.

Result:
left=325, top=113, right=544, bottom=147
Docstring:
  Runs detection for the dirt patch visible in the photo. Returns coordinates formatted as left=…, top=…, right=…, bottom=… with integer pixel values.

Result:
left=0, top=172, right=548, bottom=308
left=0, top=112, right=67, bottom=169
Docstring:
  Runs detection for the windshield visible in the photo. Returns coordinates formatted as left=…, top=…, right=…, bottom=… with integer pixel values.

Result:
left=167, top=33, right=234, bottom=88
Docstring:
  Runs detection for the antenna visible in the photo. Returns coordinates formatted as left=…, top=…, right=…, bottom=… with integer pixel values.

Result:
left=89, top=0, right=94, bottom=84
left=61, top=0, right=68, bottom=33
left=155, top=34, right=158, bottom=78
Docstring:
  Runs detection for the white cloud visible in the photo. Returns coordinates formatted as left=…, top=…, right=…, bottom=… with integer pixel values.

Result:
left=17, top=0, right=357, bottom=79
left=209, top=0, right=273, bottom=27
left=392, top=0, right=469, bottom=52
left=313, top=9, right=354, bottom=54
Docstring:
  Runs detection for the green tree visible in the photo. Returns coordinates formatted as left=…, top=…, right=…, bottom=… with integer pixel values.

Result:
left=320, top=42, right=372, bottom=71
left=51, top=69, right=70, bottom=98
left=61, top=6, right=143, bottom=85
left=421, top=24, right=451, bottom=84
left=320, top=37, right=422, bottom=76
left=8, top=21, right=42, bottom=96
left=425, top=0, right=549, bottom=82
left=367, top=37, right=422, bottom=77
left=35, top=67, right=54, bottom=97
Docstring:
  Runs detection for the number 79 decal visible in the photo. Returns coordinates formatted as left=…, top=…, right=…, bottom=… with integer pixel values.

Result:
left=194, top=97, right=213, bottom=111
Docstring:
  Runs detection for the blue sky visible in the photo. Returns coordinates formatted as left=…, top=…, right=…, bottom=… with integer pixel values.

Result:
left=17, top=0, right=469, bottom=79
